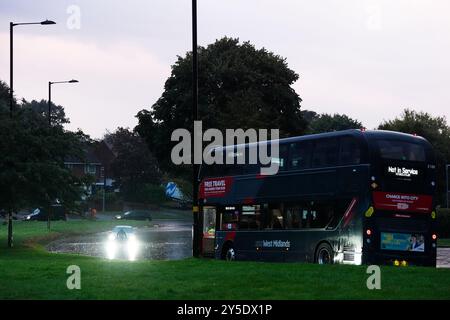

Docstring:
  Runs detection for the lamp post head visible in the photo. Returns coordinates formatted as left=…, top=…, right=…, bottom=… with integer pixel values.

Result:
left=40, top=20, right=56, bottom=25
left=69, top=79, right=79, bottom=83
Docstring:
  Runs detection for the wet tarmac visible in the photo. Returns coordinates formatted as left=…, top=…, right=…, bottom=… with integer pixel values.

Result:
left=437, top=248, right=450, bottom=268
left=46, top=220, right=192, bottom=261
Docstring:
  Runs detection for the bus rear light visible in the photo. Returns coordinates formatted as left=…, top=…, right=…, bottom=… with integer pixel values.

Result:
left=431, top=211, right=436, bottom=219
left=366, top=229, right=372, bottom=236
left=432, top=234, right=437, bottom=240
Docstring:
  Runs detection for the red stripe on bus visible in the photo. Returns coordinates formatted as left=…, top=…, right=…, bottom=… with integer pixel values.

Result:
left=225, top=231, right=236, bottom=242
left=342, top=198, right=357, bottom=228
left=243, top=197, right=255, bottom=204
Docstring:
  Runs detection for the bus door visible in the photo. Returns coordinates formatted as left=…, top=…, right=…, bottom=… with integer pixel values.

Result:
left=202, top=206, right=216, bottom=257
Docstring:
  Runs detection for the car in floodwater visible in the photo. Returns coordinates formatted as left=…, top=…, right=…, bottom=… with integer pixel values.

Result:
left=114, top=210, right=152, bottom=221
left=105, top=226, right=140, bottom=260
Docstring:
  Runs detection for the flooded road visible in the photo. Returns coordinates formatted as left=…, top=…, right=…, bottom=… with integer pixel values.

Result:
left=47, top=220, right=192, bottom=261
left=46, top=218, right=450, bottom=266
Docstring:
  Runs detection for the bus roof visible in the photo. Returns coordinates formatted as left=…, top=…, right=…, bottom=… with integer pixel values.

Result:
left=214, top=129, right=430, bottom=151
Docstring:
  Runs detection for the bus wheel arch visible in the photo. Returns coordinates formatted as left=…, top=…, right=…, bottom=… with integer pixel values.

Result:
left=221, top=241, right=235, bottom=261
left=314, top=241, right=334, bottom=264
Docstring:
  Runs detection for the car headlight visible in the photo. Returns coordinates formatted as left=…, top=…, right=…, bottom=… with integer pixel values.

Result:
left=108, top=233, right=115, bottom=241
left=106, top=241, right=116, bottom=260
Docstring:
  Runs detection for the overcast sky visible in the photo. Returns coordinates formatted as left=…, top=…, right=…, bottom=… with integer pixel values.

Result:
left=1, top=0, right=449, bottom=139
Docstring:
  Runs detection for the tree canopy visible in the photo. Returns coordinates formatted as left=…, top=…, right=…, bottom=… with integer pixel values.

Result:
left=136, top=37, right=307, bottom=176
left=0, top=80, right=89, bottom=212
left=21, top=99, right=69, bottom=126
left=105, top=127, right=162, bottom=202
left=304, top=111, right=362, bottom=134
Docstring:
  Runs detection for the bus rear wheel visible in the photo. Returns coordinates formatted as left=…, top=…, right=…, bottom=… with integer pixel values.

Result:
left=315, top=243, right=333, bottom=264
left=223, top=245, right=235, bottom=261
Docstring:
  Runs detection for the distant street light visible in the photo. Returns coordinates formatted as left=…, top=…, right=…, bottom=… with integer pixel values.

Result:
left=8, top=19, right=56, bottom=248
left=48, top=79, right=79, bottom=125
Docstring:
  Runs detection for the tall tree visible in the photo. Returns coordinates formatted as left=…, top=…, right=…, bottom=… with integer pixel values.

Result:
left=0, top=105, right=88, bottom=213
left=0, top=80, right=91, bottom=246
left=379, top=109, right=450, bottom=205
left=136, top=37, right=307, bottom=176
left=106, top=128, right=162, bottom=202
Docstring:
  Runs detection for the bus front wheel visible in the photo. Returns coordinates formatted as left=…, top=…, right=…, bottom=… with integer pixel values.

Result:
left=315, top=243, right=333, bottom=264
left=223, top=244, right=235, bottom=261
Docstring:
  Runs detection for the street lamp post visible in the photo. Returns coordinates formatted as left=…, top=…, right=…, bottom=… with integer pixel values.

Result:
left=10, top=20, right=56, bottom=118
left=47, top=79, right=78, bottom=231
left=8, top=19, right=56, bottom=248
left=48, top=79, right=78, bottom=125
left=192, top=0, right=201, bottom=257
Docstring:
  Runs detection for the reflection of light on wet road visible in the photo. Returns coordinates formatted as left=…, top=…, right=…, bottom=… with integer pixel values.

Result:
left=437, top=248, right=450, bottom=268
left=47, top=221, right=192, bottom=261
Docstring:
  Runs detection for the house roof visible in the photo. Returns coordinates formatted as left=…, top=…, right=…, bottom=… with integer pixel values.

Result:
left=64, top=146, right=102, bottom=165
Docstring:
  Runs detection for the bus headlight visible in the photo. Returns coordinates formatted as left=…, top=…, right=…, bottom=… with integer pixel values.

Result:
left=354, top=251, right=362, bottom=265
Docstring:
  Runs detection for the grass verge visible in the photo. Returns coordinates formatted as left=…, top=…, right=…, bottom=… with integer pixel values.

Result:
left=0, top=221, right=450, bottom=299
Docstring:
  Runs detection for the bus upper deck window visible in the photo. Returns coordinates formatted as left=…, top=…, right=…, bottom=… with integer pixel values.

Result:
left=289, top=142, right=312, bottom=170
left=340, top=137, right=361, bottom=165
left=377, top=140, right=425, bottom=162
left=312, top=139, right=338, bottom=167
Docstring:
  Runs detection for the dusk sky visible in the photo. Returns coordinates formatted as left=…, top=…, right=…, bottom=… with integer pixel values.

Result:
left=1, top=0, right=449, bottom=139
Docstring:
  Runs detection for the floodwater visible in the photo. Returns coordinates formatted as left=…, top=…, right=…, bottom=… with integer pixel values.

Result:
left=46, top=220, right=192, bottom=261
left=45, top=218, right=450, bottom=267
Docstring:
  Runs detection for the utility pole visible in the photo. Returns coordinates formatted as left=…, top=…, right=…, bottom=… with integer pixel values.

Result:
left=446, top=164, right=449, bottom=208
left=192, top=0, right=201, bottom=257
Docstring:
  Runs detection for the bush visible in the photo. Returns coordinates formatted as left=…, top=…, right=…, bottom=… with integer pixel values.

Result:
left=437, top=208, right=450, bottom=238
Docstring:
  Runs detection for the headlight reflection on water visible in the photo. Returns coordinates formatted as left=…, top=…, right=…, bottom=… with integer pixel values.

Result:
left=105, top=234, right=140, bottom=261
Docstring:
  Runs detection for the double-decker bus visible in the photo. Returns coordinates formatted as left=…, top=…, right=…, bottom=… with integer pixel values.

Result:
left=198, top=129, right=437, bottom=266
